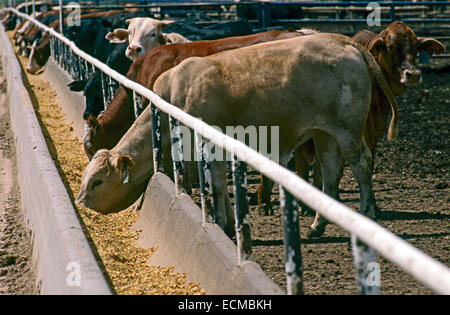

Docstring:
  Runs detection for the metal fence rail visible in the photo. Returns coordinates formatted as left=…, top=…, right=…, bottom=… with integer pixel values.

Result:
left=6, top=1, right=450, bottom=27
left=6, top=7, right=450, bottom=295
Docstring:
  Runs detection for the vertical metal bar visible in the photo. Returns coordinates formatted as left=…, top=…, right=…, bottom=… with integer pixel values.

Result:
left=232, top=157, right=252, bottom=263
left=390, top=2, right=396, bottom=22
left=280, top=155, right=304, bottom=295
left=61, top=42, right=66, bottom=71
left=352, top=236, right=380, bottom=295
left=109, top=77, right=118, bottom=102
left=100, top=71, right=108, bottom=110
left=59, top=0, right=63, bottom=34
left=260, top=2, right=271, bottom=29
left=84, top=59, right=90, bottom=76
left=32, top=0, right=35, bottom=18
left=169, top=116, right=184, bottom=197
left=150, top=103, right=163, bottom=173
left=78, top=54, right=84, bottom=80
left=57, top=38, right=62, bottom=66
left=133, top=90, right=142, bottom=118
left=195, top=132, right=214, bottom=226
left=50, top=34, right=54, bottom=61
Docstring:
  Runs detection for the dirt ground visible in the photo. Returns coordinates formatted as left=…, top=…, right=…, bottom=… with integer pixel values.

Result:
left=0, top=55, right=38, bottom=295
left=242, top=63, right=449, bottom=295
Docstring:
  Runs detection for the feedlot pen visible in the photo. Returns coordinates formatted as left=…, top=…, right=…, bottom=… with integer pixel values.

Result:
left=2, top=4, right=450, bottom=294
left=9, top=32, right=450, bottom=295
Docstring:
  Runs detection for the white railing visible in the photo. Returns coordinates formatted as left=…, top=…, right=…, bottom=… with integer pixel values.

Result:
left=6, top=7, right=450, bottom=295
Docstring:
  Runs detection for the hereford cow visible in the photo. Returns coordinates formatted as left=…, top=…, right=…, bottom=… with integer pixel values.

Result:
left=106, top=18, right=254, bottom=60
left=76, top=34, right=397, bottom=239
left=257, top=21, right=445, bottom=237
left=82, top=29, right=314, bottom=159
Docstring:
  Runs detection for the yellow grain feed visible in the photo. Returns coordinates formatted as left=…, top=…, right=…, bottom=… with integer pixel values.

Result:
left=8, top=31, right=204, bottom=295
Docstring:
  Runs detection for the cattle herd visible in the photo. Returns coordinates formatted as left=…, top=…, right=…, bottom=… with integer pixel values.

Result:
left=1, top=3, right=447, bottom=290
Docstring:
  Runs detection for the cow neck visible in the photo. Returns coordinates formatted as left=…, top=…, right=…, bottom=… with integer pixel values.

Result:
left=99, top=87, right=134, bottom=127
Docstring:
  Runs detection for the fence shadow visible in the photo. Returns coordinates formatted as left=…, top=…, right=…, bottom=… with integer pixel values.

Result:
left=253, top=232, right=450, bottom=246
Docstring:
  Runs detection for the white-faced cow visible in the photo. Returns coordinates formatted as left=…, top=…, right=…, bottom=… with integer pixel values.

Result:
left=105, top=17, right=179, bottom=60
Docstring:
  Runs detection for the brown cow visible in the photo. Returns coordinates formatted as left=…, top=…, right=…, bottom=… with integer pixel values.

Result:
left=257, top=21, right=445, bottom=237
left=83, top=29, right=317, bottom=159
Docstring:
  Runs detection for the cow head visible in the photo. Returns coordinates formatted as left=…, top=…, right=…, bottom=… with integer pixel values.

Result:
left=75, top=149, right=148, bottom=214
left=27, top=34, right=50, bottom=74
left=82, top=115, right=106, bottom=160
left=367, top=21, right=445, bottom=95
left=105, top=17, right=175, bottom=60
left=68, top=74, right=104, bottom=120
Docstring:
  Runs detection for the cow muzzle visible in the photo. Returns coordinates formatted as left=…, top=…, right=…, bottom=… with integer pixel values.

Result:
left=400, top=67, right=421, bottom=86
left=126, top=44, right=143, bottom=60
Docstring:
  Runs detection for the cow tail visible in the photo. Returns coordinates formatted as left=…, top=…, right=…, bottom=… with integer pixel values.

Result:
left=348, top=39, right=398, bottom=141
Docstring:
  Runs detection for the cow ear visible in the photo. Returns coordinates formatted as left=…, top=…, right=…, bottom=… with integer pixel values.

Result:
left=368, top=37, right=385, bottom=57
left=106, top=29, right=129, bottom=44
left=68, top=79, right=87, bottom=92
left=115, top=155, right=135, bottom=184
left=161, top=19, right=176, bottom=28
left=125, top=18, right=134, bottom=26
left=417, top=37, right=445, bottom=55
left=87, top=115, right=104, bottom=136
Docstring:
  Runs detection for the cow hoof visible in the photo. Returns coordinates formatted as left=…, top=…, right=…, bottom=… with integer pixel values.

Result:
left=307, top=226, right=325, bottom=238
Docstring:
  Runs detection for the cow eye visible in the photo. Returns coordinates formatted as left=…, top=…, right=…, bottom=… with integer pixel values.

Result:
left=152, top=33, right=156, bottom=37
left=92, top=180, right=103, bottom=189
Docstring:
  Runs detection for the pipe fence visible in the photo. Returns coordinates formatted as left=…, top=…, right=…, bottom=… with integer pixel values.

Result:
left=5, top=7, right=450, bottom=295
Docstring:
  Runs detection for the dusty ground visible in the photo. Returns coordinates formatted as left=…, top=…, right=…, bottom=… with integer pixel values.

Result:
left=243, top=63, right=450, bottom=295
left=0, top=55, right=38, bottom=295
left=7, top=32, right=204, bottom=295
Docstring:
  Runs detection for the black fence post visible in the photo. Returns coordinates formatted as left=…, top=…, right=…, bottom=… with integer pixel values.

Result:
left=169, top=116, right=185, bottom=196
left=390, top=2, right=396, bottom=22
left=133, top=90, right=143, bottom=118
left=260, top=2, right=271, bottom=29
left=232, top=157, right=252, bottom=263
left=280, top=155, right=304, bottom=295
left=100, top=71, right=109, bottom=110
left=150, top=103, right=164, bottom=173
left=352, top=235, right=380, bottom=295
left=195, top=132, right=214, bottom=226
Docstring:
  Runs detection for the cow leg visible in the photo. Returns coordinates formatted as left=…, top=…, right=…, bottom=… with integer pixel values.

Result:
left=295, top=146, right=315, bottom=216
left=308, top=133, right=343, bottom=238
left=257, top=175, right=275, bottom=216
left=211, top=160, right=235, bottom=238
left=340, top=137, right=375, bottom=219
